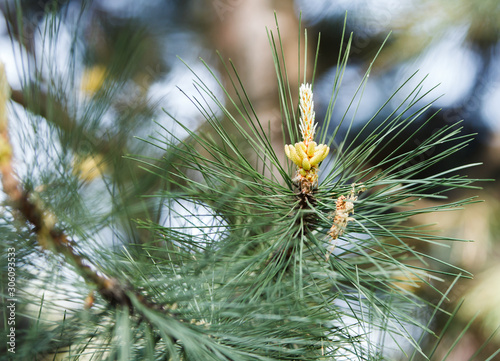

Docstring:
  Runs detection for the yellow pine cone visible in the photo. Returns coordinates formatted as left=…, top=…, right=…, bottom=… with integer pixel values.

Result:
left=284, top=141, right=329, bottom=172
left=284, top=144, right=302, bottom=167
left=0, top=140, right=12, bottom=166
left=310, top=144, right=329, bottom=166
left=302, top=157, right=311, bottom=171
left=81, top=65, right=106, bottom=94
left=72, top=154, right=106, bottom=182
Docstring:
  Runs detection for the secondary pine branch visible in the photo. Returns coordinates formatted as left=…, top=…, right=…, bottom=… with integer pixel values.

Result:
left=0, top=62, right=165, bottom=315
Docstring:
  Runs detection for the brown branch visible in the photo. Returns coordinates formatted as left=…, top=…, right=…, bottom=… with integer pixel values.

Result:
left=1, top=151, right=137, bottom=309
left=0, top=64, right=163, bottom=313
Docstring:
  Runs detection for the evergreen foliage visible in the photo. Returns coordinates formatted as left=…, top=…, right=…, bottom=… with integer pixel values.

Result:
left=0, top=3, right=495, bottom=360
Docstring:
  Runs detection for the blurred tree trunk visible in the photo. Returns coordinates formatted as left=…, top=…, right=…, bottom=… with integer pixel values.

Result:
left=206, top=0, right=310, bottom=172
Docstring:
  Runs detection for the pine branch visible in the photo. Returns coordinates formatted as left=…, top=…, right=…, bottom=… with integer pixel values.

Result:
left=0, top=63, right=165, bottom=315
left=1, top=4, right=490, bottom=359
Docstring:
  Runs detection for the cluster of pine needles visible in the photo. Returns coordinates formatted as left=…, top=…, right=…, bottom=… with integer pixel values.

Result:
left=1, top=4, right=495, bottom=361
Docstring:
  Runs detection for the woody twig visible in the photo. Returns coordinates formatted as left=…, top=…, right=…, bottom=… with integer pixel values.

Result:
left=0, top=62, right=158, bottom=313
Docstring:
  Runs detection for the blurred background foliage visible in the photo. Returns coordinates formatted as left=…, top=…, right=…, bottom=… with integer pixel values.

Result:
left=1, top=0, right=499, bottom=359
